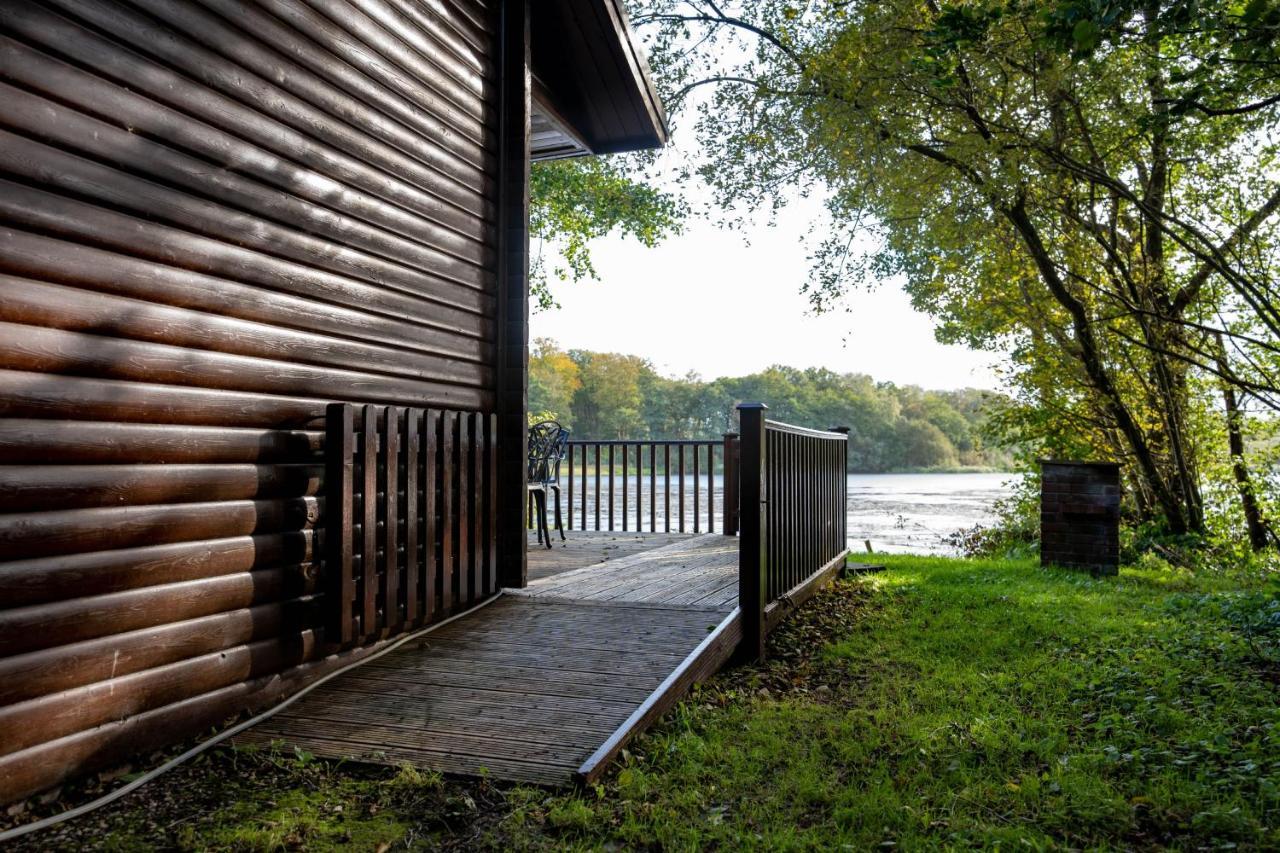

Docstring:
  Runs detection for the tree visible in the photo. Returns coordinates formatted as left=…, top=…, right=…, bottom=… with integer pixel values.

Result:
left=569, top=350, right=649, bottom=438
left=632, top=0, right=1280, bottom=539
left=530, top=157, right=686, bottom=311
left=528, top=338, right=582, bottom=425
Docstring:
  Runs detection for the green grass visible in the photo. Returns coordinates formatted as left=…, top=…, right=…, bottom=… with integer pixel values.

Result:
left=28, top=555, right=1279, bottom=850
left=499, top=556, right=1278, bottom=850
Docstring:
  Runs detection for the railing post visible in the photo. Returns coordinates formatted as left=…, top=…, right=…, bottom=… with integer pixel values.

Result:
left=722, top=432, right=740, bottom=536
left=736, top=403, right=767, bottom=661
left=831, top=427, right=850, bottom=553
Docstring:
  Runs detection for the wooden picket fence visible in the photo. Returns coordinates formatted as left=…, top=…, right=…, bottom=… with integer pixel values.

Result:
left=323, top=403, right=497, bottom=648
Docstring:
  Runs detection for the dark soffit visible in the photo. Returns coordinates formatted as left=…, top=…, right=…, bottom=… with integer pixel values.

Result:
left=530, top=0, right=669, bottom=159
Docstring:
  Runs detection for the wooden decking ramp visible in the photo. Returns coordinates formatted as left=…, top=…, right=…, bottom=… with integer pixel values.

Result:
left=239, top=533, right=740, bottom=786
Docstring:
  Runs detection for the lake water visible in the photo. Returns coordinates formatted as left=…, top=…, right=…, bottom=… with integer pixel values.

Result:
left=563, top=471, right=1019, bottom=556
left=846, top=472, right=1020, bottom=555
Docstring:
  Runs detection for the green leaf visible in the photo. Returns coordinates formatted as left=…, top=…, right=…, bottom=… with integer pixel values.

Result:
left=1071, top=19, right=1101, bottom=53
left=1241, top=0, right=1268, bottom=25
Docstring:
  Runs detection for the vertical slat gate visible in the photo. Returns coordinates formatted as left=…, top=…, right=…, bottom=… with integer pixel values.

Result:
left=323, top=404, right=498, bottom=650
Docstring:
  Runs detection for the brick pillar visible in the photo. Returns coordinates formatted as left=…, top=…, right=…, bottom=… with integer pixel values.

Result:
left=1040, top=461, right=1121, bottom=576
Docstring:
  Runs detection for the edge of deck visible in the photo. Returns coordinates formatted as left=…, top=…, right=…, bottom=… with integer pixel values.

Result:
left=575, top=606, right=743, bottom=784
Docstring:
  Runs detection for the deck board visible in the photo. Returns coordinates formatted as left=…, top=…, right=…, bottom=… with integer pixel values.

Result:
left=526, top=531, right=695, bottom=581
left=240, top=534, right=741, bottom=786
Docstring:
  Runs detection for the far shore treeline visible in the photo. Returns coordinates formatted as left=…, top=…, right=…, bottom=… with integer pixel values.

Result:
left=529, top=338, right=1013, bottom=473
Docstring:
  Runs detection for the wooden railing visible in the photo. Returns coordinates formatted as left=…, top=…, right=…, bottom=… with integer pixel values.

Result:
left=737, top=403, right=850, bottom=659
left=564, top=438, right=740, bottom=534
left=324, top=403, right=497, bottom=648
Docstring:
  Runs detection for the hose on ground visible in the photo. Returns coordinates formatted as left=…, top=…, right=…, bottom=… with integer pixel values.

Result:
left=0, top=591, right=505, bottom=844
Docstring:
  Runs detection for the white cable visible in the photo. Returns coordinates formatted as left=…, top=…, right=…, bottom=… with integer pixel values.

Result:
left=0, top=591, right=505, bottom=844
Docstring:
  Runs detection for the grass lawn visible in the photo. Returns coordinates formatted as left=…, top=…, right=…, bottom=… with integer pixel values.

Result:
left=12, top=554, right=1279, bottom=850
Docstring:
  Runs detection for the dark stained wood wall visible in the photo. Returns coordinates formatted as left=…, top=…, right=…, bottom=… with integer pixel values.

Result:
left=0, top=0, right=501, bottom=804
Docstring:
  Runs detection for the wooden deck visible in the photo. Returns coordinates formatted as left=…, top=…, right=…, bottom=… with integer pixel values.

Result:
left=526, top=530, right=696, bottom=581
left=239, top=533, right=741, bottom=786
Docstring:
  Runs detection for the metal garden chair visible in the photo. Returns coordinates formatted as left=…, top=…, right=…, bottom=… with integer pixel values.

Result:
left=527, top=420, right=569, bottom=548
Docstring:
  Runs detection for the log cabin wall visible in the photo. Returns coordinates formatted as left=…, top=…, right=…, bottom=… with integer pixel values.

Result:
left=0, top=0, right=502, bottom=804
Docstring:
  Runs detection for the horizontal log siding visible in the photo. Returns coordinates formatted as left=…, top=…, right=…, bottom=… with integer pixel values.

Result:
left=0, top=0, right=498, bottom=804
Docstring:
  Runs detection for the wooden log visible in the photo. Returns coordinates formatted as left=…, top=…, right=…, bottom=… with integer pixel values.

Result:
left=0, top=369, right=319, bottom=429
left=438, top=0, right=495, bottom=39
left=0, top=602, right=288, bottom=706
left=135, top=0, right=491, bottom=177
left=0, top=532, right=314, bottom=609
left=200, top=0, right=490, bottom=163
left=0, top=321, right=486, bottom=410
left=0, top=633, right=320, bottom=758
left=381, top=0, right=490, bottom=72
left=0, top=35, right=492, bottom=259
left=0, top=180, right=489, bottom=338
left=14, top=1, right=495, bottom=230
left=0, top=228, right=487, bottom=364
left=0, top=496, right=321, bottom=562
left=340, top=0, right=491, bottom=98
left=0, top=568, right=309, bottom=657
left=0, top=635, right=389, bottom=806
left=0, top=275, right=488, bottom=389
left=287, top=0, right=490, bottom=131
left=0, top=419, right=320, bottom=465
left=0, top=93, right=490, bottom=291
left=0, top=463, right=322, bottom=513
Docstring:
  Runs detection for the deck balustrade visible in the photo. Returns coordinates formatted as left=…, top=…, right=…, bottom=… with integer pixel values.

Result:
left=736, top=403, right=850, bottom=659
left=563, top=438, right=740, bottom=534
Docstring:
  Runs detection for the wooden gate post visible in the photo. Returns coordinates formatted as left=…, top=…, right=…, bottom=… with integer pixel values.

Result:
left=736, top=403, right=767, bottom=661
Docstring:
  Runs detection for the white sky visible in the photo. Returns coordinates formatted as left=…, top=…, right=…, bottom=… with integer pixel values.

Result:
left=530, top=194, right=1003, bottom=391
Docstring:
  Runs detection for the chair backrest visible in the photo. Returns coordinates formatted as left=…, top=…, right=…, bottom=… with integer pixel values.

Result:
left=528, top=421, right=569, bottom=485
